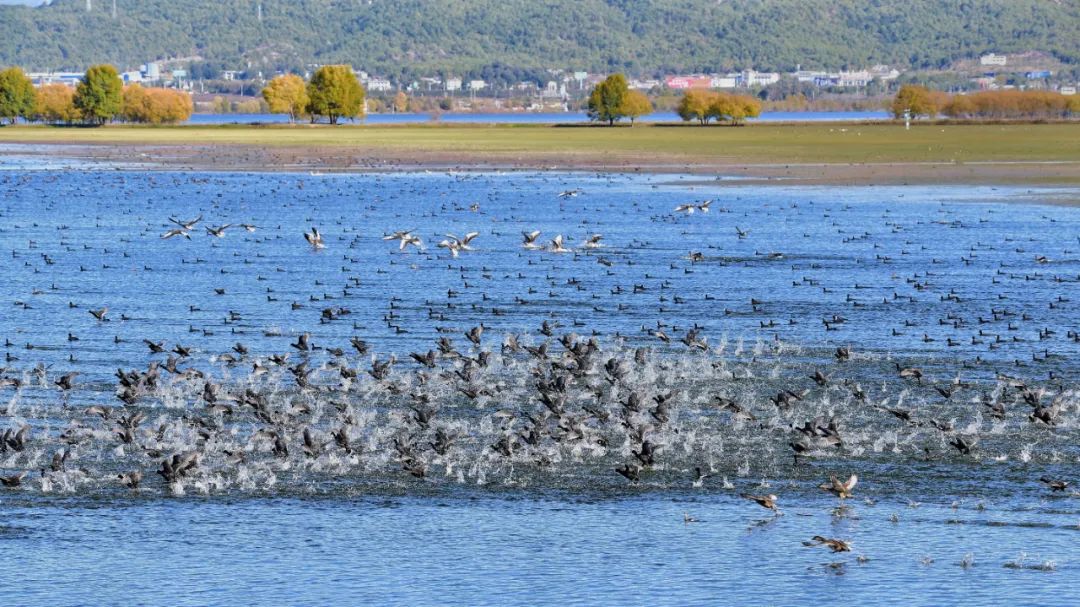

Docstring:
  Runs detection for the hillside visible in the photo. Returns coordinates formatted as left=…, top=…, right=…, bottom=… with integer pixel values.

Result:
left=1, top=0, right=1076, bottom=79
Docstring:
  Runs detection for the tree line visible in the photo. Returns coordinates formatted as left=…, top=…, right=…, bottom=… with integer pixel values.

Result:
left=261, top=66, right=366, bottom=124
left=0, top=64, right=192, bottom=125
left=891, top=84, right=1080, bottom=120
left=585, top=73, right=761, bottom=126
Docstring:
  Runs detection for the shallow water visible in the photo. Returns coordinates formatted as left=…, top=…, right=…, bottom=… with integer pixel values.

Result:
left=0, top=155, right=1078, bottom=604
left=185, top=109, right=892, bottom=125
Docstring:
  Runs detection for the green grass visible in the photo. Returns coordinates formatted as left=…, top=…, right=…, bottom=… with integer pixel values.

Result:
left=1, top=122, right=1078, bottom=164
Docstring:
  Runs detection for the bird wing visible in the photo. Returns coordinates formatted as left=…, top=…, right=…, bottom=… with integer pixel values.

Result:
left=844, top=474, right=858, bottom=491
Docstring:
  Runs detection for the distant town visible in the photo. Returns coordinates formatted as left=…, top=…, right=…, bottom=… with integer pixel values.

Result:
left=24, top=51, right=1077, bottom=114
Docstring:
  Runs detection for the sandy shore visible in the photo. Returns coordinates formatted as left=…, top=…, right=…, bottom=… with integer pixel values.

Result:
left=3, top=141, right=1080, bottom=190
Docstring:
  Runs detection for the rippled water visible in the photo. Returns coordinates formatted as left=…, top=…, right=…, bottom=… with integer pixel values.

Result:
left=0, top=153, right=1078, bottom=605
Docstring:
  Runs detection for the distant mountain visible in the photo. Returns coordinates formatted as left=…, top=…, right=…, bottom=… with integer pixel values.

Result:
left=1, top=0, right=1076, bottom=81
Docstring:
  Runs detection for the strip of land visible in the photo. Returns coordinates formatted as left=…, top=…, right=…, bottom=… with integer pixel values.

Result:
left=0, top=122, right=1078, bottom=186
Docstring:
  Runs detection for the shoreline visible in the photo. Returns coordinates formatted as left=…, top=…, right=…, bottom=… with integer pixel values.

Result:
left=3, top=141, right=1079, bottom=190
left=0, top=121, right=1077, bottom=190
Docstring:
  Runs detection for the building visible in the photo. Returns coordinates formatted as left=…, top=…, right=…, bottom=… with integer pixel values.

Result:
left=1061, top=86, right=1077, bottom=96
left=27, top=72, right=83, bottom=86
left=445, top=78, right=462, bottom=92
left=980, top=54, right=1007, bottom=66
left=665, top=75, right=714, bottom=90
left=739, top=70, right=780, bottom=87
left=366, top=78, right=393, bottom=92
left=142, top=62, right=161, bottom=81
left=121, top=71, right=143, bottom=84
left=468, top=80, right=486, bottom=91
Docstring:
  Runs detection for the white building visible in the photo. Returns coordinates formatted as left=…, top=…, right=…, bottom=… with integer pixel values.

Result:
left=1061, top=86, right=1077, bottom=96
left=837, top=71, right=872, bottom=87
left=445, top=78, right=462, bottom=92
left=142, top=63, right=161, bottom=81
left=740, top=70, right=779, bottom=87
left=468, top=79, right=486, bottom=91
left=366, top=78, right=393, bottom=92
left=980, top=54, right=1007, bottom=66
left=28, top=72, right=83, bottom=86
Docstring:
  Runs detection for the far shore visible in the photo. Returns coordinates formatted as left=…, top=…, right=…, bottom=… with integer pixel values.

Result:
left=0, top=122, right=1078, bottom=188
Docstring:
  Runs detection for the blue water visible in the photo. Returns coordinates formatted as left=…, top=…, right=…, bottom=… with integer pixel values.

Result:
left=185, top=110, right=892, bottom=125
left=0, top=152, right=1078, bottom=605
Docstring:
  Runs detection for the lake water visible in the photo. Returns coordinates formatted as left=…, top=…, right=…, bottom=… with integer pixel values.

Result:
left=186, top=110, right=892, bottom=125
left=0, top=152, right=1078, bottom=605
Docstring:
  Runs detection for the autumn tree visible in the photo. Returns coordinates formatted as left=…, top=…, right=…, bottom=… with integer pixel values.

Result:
left=586, top=73, right=629, bottom=125
left=0, top=67, right=36, bottom=124
left=74, top=64, right=123, bottom=124
left=708, top=92, right=762, bottom=125
left=619, top=90, right=652, bottom=125
left=211, top=96, right=230, bottom=113
left=393, top=90, right=408, bottom=113
left=942, top=94, right=976, bottom=119
left=676, top=89, right=715, bottom=124
left=34, top=83, right=79, bottom=124
left=890, top=84, right=941, bottom=119
left=121, top=84, right=193, bottom=124
left=307, top=65, right=365, bottom=125
left=262, top=74, right=309, bottom=123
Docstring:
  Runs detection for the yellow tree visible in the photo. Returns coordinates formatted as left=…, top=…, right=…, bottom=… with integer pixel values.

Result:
left=891, top=84, right=941, bottom=119
left=262, top=74, right=309, bottom=123
left=676, top=89, right=715, bottom=124
left=211, top=96, right=230, bottom=113
left=121, top=84, right=151, bottom=122
left=709, top=93, right=761, bottom=125
left=393, top=91, right=408, bottom=113
left=34, top=83, right=79, bottom=124
left=619, top=90, right=652, bottom=125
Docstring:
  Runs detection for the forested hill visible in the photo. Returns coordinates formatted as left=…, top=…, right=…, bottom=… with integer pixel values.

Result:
left=1, top=0, right=1076, bottom=78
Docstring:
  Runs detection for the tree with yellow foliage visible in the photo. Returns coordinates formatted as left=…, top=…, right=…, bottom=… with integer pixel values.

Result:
left=262, top=74, right=309, bottom=123
left=618, top=90, right=652, bottom=125
left=121, top=84, right=193, bottom=124
left=393, top=91, right=408, bottom=113
left=676, top=89, right=714, bottom=124
left=708, top=92, right=762, bottom=125
left=34, top=83, right=80, bottom=124
left=890, top=84, right=941, bottom=119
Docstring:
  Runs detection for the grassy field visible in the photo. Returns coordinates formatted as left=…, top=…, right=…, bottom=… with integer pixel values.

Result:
left=0, top=122, right=1078, bottom=165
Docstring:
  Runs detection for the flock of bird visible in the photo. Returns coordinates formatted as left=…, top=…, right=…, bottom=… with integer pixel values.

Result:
left=0, top=166, right=1077, bottom=560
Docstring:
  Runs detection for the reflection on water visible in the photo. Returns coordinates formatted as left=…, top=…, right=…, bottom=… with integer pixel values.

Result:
left=0, top=160, right=1077, bottom=604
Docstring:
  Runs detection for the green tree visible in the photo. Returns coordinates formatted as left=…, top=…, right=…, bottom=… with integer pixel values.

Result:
left=587, top=73, right=629, bottom=125
left=307, top=65, right=364, bottom=125
left=262, top=74, right=309, bottom=123
left=0, top=67, right=37, bottom=124
left=890, top=84, right=940, bottom=119
left=618, top=89, right=652, bottom=125
left=74, top=64, right=123, bottom=124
